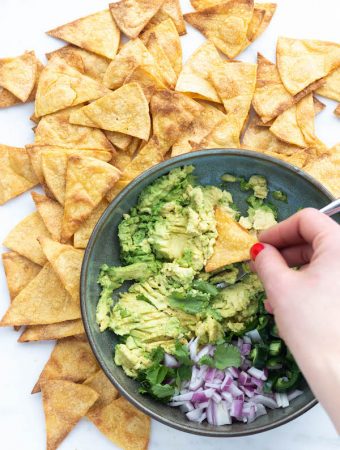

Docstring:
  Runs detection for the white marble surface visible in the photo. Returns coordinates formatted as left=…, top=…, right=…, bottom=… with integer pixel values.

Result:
left=0, top=0, right=339, bottom=449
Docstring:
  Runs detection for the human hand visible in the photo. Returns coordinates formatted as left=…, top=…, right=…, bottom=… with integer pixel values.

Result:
left=250, top=208, right=340, bottom=432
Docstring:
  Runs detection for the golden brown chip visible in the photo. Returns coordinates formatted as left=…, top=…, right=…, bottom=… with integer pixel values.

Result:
left=109, top=137, right=141, bottom=171
left=124, top=64, right=167, bottom=101
left=210, top=61, right=257, bottom=146
left=172, top=102, right=226, bottom=156
left=206, top=207, right=258, bottom=271
left=184, top=0, right=254, bottom=59
left=34, top=106, right=113, bottom=150
left=0, top=51, right=38, bottom=102
left=47, top=10, right=120, bottom=59
left=74, top=200, right=109, bottom=249
left=35, top=57, right=109, bottom=117
left=41, top=379, right=98, bottom=450
left=316, top=67, right=340, bottom=102
left=0, top=144, right=38, bottom=205
left=41, top=148, right=113, bottom=205
left=335, top=104, right=340, bottom=117
left=146, top=32, right=177, bottom=88
left=144, top=0, right=186, bottom=36
left=277, top=37, right=340, bottom=96
left=32, top=192, right=64, bottom=242
left=247, top=3, right=276, bottom=42
left=0, top=263, right=80, bottom=327
left=105, top=131, right=133, bottom=150
left=193, top=116, right=240, bottom=150
left=83, top=370, right=119, bottom=418
left=70, top=83, right=150, bottom=140
left=33, top=336, right=98, bottom=393
left=175, top=41, right=222, bottom=103
left=88, top=396, right=150, bottom=450
left=2, top=252, right=41, bottom=301
left=3, top=212, right=51, bottom=265
left=18, top=320, right=85, bottom=343
left=109, top=0, right=165, bottom=39
left=61, top=155, right=121, bottom=242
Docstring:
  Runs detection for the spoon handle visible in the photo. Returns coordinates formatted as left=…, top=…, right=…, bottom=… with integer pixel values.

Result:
left=319, top=198, right=340, bottom=217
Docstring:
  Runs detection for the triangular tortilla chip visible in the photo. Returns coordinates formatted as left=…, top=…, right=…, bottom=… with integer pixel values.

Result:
left=0, top=263, right=80, bottom=327
left=109, top=0, right=165, bottom=39
left=277, top=37, right=340, bottom=96
left=47, top=10, right=120, bottom=59
left=46, top=45, right=110, bottom=82
left=192, top=116, right=240, bottom=150
left=88, top=396, right=150, bottom=450
left=0, top=51, right=38, bottom=102
left=2, top=252, right=41, bottom=301
left=35, top=57, right=109, bottom=117
left=3, top=212, right=51, bottom=266
left=172, top=101, right=226, bottom=156
left=146, top=32, right=177, bottom=88
left=31, top=193, right=61, bottom=243
left=316, top=67, right=340, bottom=102
left=18, top=320, right=84, bottom=343
left=184, top=0, right=254, bottom=59
left=144, top=0, right=186, bottom=36
left=175, top=41, right=222, bottom=103
left=206, top=207, right=258, bottom=271
left=61, top=156, right=121, bottom=241
left=83, top=370, right=119, bottom=418
left=39, top=237, right=84, bottom=301
left=246, top=3, right=276, bottom=42
left=0, top=144, right=38, bottom=205
left=41, top=148, right=113, bottom=205
left=41, top=380, right=98, bottom=450
left=210, top=61, right=257, bottom=144
left=69, top=83, right=150, bottom=140
left=34, top=106, right=113, bottom=150
left=105, top=131, right=133, bottom=150
left=252, top=54, right=325, bottom=123
left=109, top=137, right=141, bottom=171
left=32, top=336, right=99, bottom=393
left=74, top=200, right=109, bottom=249
left=304, top=144, right=340, bottom=197
left=124, top=64, right=167, bottom=101
left=335, top=104, right=340, bottom=117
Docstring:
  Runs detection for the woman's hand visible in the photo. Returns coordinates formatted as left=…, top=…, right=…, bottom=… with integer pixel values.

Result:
left=250, top=208, right=340, bottom=432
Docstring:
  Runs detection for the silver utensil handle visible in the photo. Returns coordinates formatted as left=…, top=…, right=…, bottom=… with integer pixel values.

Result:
left=319, top=198, right=340, bottom=216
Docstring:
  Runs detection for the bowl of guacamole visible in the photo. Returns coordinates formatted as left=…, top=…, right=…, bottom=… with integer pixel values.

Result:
left=81, top=149, right=334, bottom=436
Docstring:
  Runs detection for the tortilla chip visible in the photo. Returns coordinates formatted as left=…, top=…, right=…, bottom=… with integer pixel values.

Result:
left=0, top=51, right=38, bottom=102
left=31, top=193, right=63, bottom=242
left=70, top=83, right=150, bottom=140
left=41, top=379, right=98, bottom=450
left=144, top=0, right=186, bottom=36
left=109, top=137, right=141, bottom=171
left=88, top=396, right=150, bottom=450
left=0, top=263, right=80, bottom=327
left=304, top=144, right=340, bottom=197
left=146, top=32, right=177, bottom=88
left=277, top=37, right=340, bottom=96
left=18, top=320, right=85, bottom=343
left=206, top=207, right=258, bottom=271
left=316, top=67, right=340, bottom=102
left=47, top=10, right=120, bottom=59
left=3, top=212, right=51, bottom=265
left=192, top=116, right=240, bottom=150
left=104, top=131, right=132, bottom=150
left=335, top=104, right=340, bottom=117
left=83, top=370, right=119, bottom=418
left=184, top=0, right=254, bottom=59
left=175, top=41, right=222, bottom=103
left=46, top=45, right=110, bottom=82
left=34, top=106, right=113, bottom=150
left=35, top=57, right=109, bottom=117
left=172, top=102, right=226, bottom=156
left=74, top=200, right=109, bottom=249
left=61, top=156, right=121, bottom=241
left=106, top=136, right=164, bottom=202
left=124, top=64, right=167, bottom=101
left=109, top=0, right=165, bottom=39
left=2, top=252, right=41, bottom=301
left=247, top=3, right=276, bottom=42
left=32, top=336, right=98, bottom=393
left=0, top=144, right=38, bottom=205
left=41, top=148, right=113, bottom=205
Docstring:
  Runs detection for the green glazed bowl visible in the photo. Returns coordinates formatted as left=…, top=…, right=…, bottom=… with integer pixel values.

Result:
left=81, top=149, right=337, bottom=437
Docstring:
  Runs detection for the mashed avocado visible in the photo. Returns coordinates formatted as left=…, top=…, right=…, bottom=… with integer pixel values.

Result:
left=97, top=167, right=272, bottom=378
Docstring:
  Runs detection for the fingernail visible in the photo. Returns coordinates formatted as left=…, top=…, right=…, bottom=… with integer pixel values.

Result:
left=250, top=242, right=265, bottom=261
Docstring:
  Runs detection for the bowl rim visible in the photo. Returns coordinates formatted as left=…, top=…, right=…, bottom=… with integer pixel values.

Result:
left=81, top=149, right=332, bottom=437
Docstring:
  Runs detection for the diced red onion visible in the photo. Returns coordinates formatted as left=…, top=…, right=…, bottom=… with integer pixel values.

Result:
left=212, top=392, right=222, bottom=403
left=243, top=336, right=251, bottom=344
left=238, top=371, right=251, bottom=386
left=196, top=345, right=214, bottom=361
left=252, top=395, right=278, bottom=409
left=247, top=367, right=267, bottom=381
left=255, top=403, right=267, bottom=418
left=186, top=409, right=206, bottom=423
left=189, top=337, right=199, bottom=361
left=275, top=392, right=289, bottom=408
left=179, top=401, right=194, bottom=413
left=215, top=401, right=232, bottom=425
left=205, top=367, right=217, bottom=382
left=245, top=329, right=263, bottom=344
left=287, top=389, right=303, bottom=402
left=205, top=382, right=222, bottom=390
left=230, top=399, right=243, bottom=418
left=214, top=370, right=225, bottom=380
left=240, top=386, right=255, bottom=398
left=241, top=343, right=251, bottom=356
left=220, top=373, right=233, bottom=391
left=206, top=400, right=216, bottom=425
left=228, top=367, right=240, bottom=378
left=172, top=392, right=193, bottom=402
left=192, top=391, right=209, bottom=403
left=164, top=353, right=180, bottom=368
left=221, top=391, right=233, bottom=404
left=228, top=383, right=243, bottom=397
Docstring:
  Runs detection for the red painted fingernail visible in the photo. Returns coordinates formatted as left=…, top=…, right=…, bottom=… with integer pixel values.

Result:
left=250, top=243, right=265, bottom=261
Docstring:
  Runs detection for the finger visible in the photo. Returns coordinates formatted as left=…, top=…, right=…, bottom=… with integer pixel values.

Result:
left=259, top=208, right=339, bottom=249
left=280, top=244, right=314, bottom=267
left=264, top=300, right=273, bottom=314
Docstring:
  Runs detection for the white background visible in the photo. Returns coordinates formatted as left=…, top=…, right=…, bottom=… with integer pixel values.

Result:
left=0, top=1, right=339, bottom=449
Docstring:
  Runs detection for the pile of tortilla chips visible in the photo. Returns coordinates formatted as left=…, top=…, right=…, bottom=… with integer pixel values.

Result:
left=0, top=1, right=339, bottom=449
